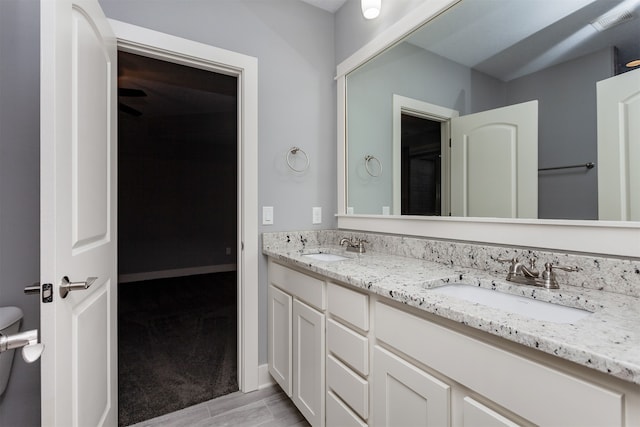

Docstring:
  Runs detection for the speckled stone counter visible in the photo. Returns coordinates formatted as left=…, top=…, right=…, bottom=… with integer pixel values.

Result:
left=262, top=230, right=640, bottom=386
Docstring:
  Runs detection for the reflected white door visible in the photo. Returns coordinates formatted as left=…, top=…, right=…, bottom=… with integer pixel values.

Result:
left=40, top=0, right=117, bottom=426
left=597, top=68, right=640, bottom=221
left=451, top=101, right=538, bottom=218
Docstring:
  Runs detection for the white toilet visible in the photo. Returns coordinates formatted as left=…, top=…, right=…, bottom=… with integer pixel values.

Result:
left=0, top=306, right=23, bottom=396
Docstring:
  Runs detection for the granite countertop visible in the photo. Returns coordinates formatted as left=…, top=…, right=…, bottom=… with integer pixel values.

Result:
left=263, top=245, right=640, bottom=386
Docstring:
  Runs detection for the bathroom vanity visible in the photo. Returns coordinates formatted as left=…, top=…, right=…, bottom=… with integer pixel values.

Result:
left=264, top=230, right=640, bottom=427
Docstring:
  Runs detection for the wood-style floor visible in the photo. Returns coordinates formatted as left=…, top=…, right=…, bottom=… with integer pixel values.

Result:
left=127, top=384, right=310, bottom=427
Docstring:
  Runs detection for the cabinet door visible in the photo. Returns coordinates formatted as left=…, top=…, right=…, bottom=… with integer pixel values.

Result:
left=463, top=397, right=522, bottom=427
left=373, top=346, right=450, bottom=427
left=268, top=285, right=292, bottom=395
left=293, top=299, right=325, bottom=427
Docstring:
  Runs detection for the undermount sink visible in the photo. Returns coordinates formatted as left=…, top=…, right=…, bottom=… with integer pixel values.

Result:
left=303, top=252, right=350, bottom=262
left=431, top=284, right=591, bottom=324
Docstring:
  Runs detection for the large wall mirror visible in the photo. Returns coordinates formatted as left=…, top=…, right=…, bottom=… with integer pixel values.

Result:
left=337, top=0, right=640, bottom=259
left=346, top=0, right=639, bottom=221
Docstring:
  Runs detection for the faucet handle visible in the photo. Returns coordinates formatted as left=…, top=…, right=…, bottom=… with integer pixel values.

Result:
left=545, top=263, right=579, bottom=273
left=541, top=263, right=580, bottom=289
left=497, top=257, right=519, bottom=273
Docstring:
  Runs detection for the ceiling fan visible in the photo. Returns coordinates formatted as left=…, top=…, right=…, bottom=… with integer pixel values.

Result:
left=118, top=87, right=146, bottom=117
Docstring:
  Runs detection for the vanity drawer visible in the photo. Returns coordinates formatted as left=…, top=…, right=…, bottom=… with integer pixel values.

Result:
left=327, top=282, right=369, bottom=331
left=327, top=318, right=369, bottom=376
left=326, top=390, right=367, bottom=427
left=268, top=260, right=325, bottom=310
left=327, top=355, right=368, bottom=420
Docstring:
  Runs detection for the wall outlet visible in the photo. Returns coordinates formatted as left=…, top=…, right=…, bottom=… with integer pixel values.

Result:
left=262, top=206, right=274, bottom=225
left=312, top=207, right=322, bottom=224
left=347, top=206, right=354, bottom=215
left=382, top=206, right=390, bottom=215
left=226, top=247, right=231, bottom=255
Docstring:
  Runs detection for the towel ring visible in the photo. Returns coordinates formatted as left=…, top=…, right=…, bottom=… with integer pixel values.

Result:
left=286, top=147, right=309, bottom=172
left=365, top=155, right=382, bottom=177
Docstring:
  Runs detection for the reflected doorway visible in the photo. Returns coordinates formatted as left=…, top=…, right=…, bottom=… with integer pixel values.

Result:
left=401, top=114, right=442, bottom=215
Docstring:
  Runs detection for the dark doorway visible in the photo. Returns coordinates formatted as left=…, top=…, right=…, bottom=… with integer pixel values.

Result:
left=117, top=51, right=239, bottom=425
left=401, top=113, right=442, bottom=216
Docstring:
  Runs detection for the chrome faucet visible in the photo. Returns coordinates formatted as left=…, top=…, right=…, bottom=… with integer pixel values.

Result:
left=340, top=237, right=368, bottom=253
left=498, top=257, right=579, bottom=289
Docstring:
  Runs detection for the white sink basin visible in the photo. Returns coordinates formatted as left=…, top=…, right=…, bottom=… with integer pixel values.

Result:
left=303, top=253, right=350, bottom=262
left=431, top=285, right=591, bottom=324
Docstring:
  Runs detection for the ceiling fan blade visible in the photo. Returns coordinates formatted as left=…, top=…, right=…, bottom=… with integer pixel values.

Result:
left=118, top=88, right=147, bottom=97
left=118, top=102, right=143, bottom=117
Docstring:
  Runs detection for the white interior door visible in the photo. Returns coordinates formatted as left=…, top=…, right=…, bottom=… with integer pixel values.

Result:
left=451, top=100, right=538, bottom=218
left=597, top=68, right=640, bottom=221
left=40, top=0, right=117, bottom=426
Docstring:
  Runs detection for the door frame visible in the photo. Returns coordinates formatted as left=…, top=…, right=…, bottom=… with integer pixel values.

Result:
left=109, top=20, right=259, bottom=392
left=392, top=95, right=458, bottom=215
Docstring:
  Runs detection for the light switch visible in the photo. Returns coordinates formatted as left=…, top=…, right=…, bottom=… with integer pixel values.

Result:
left=312, top=207, right=322, bottom=224
left=263, top=206, right=274, bottom=225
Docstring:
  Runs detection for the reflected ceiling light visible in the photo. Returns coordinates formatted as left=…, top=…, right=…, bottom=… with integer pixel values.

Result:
left=626, top=59, right=640, bottom=68
left=361, top=0, right=381, bottom=20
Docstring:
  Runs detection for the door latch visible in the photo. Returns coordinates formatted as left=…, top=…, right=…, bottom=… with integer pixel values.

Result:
left=24, top=282, right=53, bottom=303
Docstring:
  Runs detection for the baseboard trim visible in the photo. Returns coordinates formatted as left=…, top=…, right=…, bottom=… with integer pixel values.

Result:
left=258, top=363, right=275, bottom=389
left=119, top=264, right=237, bottom=283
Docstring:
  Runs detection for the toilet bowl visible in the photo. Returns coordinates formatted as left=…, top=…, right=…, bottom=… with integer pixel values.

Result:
left=0, top=306, right=23, bottom=396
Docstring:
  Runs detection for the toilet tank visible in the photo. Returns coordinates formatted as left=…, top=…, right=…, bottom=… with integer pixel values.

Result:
left=0, top=306, right=24, bottom=395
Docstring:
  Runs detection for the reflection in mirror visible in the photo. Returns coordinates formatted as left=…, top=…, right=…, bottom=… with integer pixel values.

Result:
left=401, top=114, right=442, bottom=216
left=346, top=0, right=640, bottom=221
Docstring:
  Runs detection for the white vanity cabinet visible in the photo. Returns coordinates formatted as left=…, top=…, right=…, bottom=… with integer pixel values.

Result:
left=268, top=260, right=326, bottom=426
left=373, top=300, right=638, bottom=427
left=267, top=258, right=640, bottom=427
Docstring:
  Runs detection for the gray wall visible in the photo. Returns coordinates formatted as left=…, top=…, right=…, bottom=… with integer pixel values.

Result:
left=506, top=48, right=614, bottom=220
left=347, top=42, right=505, bottom=214
left=99, top=0, right=337, bottom=364
left=0, top=0, right=42, bottom=426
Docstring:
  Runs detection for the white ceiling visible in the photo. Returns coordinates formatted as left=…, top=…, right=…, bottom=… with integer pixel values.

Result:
left=407, top=0, right=640, bottom=81
left=300, top=0, right=348, bottom=13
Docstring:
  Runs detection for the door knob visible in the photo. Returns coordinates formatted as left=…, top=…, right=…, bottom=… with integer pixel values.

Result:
left=59, top=276, right=97, bottom=299
left=24, top=282, right=40, bottom=295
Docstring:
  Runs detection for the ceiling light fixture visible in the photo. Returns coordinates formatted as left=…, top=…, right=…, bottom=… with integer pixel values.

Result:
left=361, top=0, right=381, bottom=20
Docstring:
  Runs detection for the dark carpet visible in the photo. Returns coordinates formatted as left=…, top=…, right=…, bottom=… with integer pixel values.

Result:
left=118, top=272, right=238, bottom=426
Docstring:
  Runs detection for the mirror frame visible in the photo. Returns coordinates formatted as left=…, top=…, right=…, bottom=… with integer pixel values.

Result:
left=336, top=0, right=640, bottom=258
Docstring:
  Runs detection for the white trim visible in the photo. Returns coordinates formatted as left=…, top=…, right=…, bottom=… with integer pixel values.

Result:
left=118, top=264, right=237, bottom=284
left=109, top=20, right=260, bottom=391
left=258, top=363, right=276, bottom=389
left=337, top=77, right=347, bottom=216
left=336, top=1, right=640, bottom=258
left=336, top=0, right=461, bottom=78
